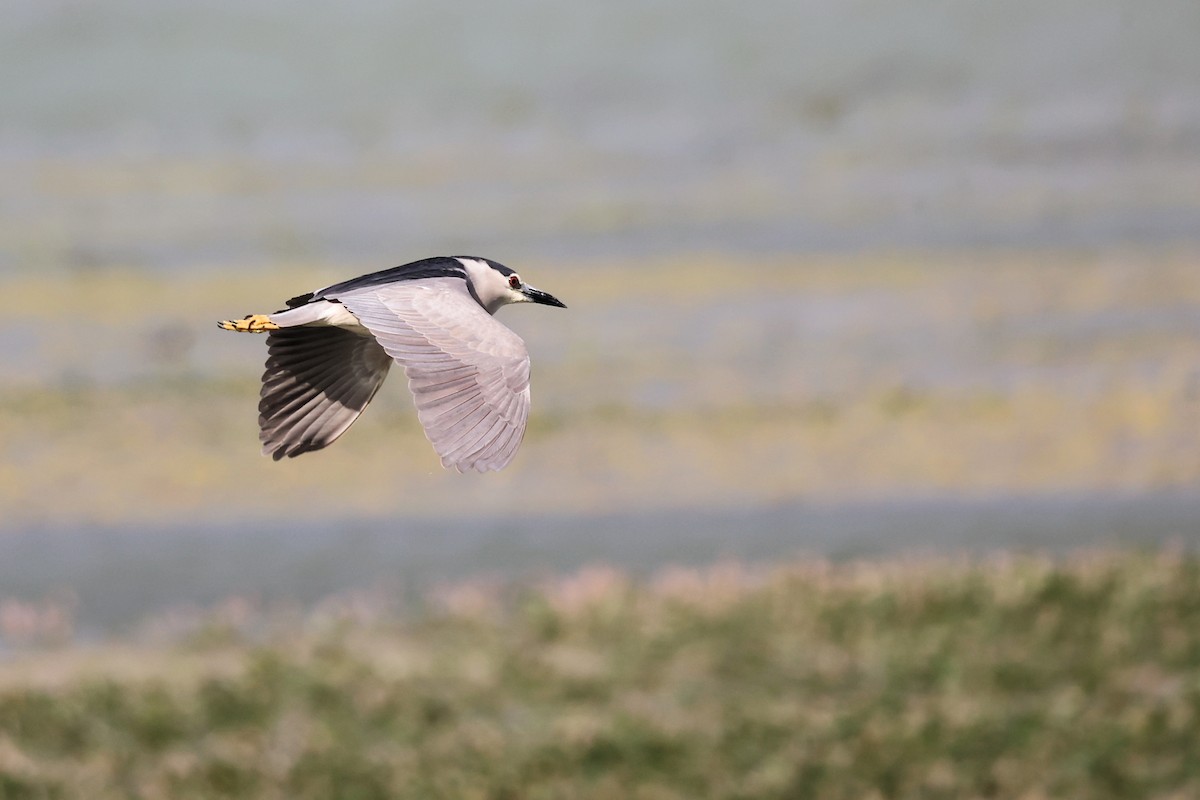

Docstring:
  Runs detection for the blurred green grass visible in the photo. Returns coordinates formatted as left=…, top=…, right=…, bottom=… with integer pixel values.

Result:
left=1, top=551, right=1198, bottom=798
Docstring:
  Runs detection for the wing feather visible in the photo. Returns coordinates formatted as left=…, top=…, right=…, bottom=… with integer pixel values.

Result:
left=454, top=416, right=510, bottom=466
left=258, top=326, right=391, bottom=460
left=283, top=370, right=371, bottom=448
left=426, top=399, right=488, bottom=439
left=333, top=278, right=532, bottom=472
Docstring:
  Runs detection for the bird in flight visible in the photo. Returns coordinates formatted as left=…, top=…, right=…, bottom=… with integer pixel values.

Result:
left=218, top=256, right=566, bottom=472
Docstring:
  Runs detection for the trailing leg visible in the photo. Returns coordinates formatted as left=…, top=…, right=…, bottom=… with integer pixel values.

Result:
left=217, top=314, right=279, bottom=333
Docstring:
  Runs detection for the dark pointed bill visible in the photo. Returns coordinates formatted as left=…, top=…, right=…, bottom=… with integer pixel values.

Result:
left=522, top=285, right=567, bottom=308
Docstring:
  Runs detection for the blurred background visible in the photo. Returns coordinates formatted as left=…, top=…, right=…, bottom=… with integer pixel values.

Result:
left=2, top=0, right=1199, bottom=639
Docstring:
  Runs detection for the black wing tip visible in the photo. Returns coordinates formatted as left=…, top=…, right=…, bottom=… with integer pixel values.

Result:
left=264, top=440, right=325, bottom=461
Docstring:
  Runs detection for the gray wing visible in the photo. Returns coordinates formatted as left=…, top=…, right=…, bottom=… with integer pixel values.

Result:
left=334, top=278, right=531, bottom=472
left=259, top=326, right=392, bottom=460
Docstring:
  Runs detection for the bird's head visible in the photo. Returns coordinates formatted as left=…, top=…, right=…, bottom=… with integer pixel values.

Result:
left=458, top=257, right=567, bottom=314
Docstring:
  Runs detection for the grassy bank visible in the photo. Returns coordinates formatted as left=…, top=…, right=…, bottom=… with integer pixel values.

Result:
left=1, top=551, right=1198, bottom=798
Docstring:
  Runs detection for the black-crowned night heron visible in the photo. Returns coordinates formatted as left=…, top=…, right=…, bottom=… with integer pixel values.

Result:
left=218, top=256, right=566, bottom=472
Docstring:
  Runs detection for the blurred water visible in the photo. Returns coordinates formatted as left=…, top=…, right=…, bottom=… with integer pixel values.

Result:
left=3, top=490, right=1198, bottom=635
left=2, top=0, right=1199, bottom=271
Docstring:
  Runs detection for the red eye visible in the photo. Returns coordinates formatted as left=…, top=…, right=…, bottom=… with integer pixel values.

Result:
left=509, top=275, right=521, bottom=289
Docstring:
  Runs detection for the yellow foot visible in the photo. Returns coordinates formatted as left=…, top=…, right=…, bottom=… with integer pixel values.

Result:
left=217, top=314, right=279, bottom=333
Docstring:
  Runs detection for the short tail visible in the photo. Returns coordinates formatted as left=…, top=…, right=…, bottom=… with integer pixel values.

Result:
left=217, top=314, right=280, bottom=333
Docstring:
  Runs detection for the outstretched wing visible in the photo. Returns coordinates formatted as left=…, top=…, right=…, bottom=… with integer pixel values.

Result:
left=334, top=278, right=532, bottom=472
left=258, top=326, right=392, bottom=460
